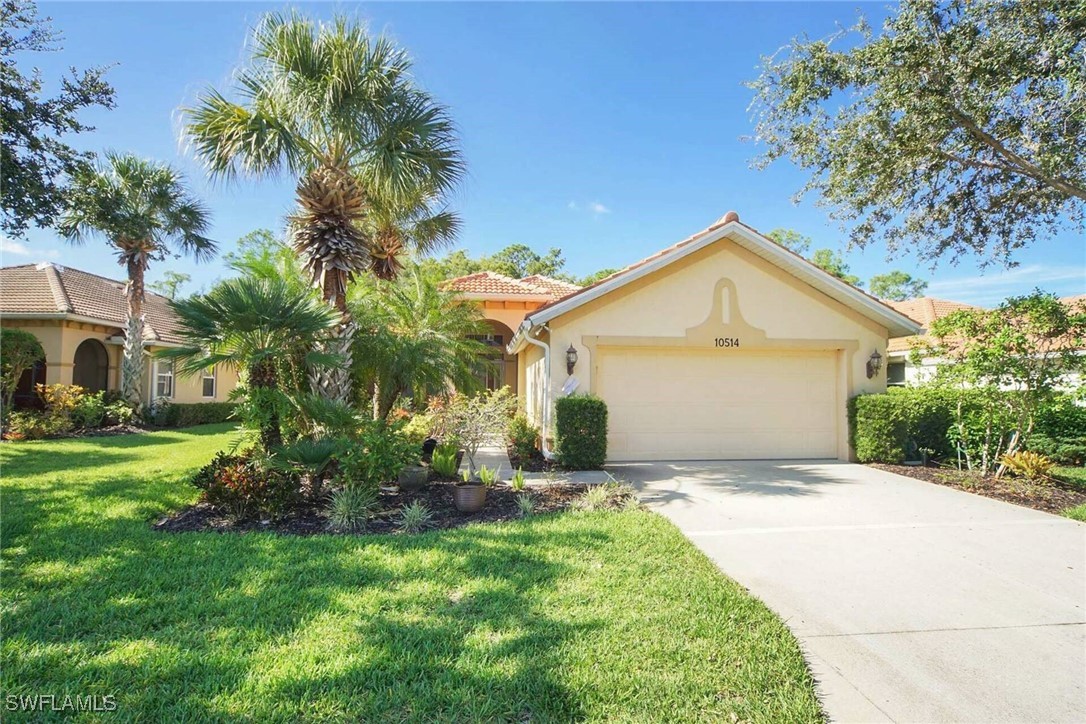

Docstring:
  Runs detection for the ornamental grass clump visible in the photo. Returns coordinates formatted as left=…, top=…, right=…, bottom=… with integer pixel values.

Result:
left=515, top=493, right=535, bottom=518
left=398, top=500, right=433, bottom=534
left=327, top=485, right=379, bottom=532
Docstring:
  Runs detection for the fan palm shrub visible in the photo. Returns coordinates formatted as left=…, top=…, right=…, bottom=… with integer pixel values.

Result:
left=351, top=268, right=492, bottom=419
left=57, top=152, right=215, bottom=406
left=183, top=11, right=464, bottom=403
left=159, top=277, right=339, bottom=450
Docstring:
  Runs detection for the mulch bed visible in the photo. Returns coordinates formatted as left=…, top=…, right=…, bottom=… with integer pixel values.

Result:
left=869, top=463, right=1086, bottom=515
left=2, top=424, right=147, bottom=442
left=154, top=480, right=591, bottom=537
left=507, top=446, right=560, bottom=473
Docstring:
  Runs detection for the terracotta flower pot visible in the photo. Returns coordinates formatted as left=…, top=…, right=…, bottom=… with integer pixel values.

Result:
left=398, top=465, right=428, bottom=492
left=453, top=483, right=487, bottom=513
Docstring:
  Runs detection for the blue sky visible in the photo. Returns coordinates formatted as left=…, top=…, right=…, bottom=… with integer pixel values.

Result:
left=6, top=1, right=1084, bottom=306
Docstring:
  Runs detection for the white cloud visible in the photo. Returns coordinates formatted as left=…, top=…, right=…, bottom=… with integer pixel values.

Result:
left=4, top=238, right=59, bottom=261
left=0, top=236, right=59, bottom=260
left=568, top=200, right=611, bottom=216
left=927, top=264, right=1086, bottom=306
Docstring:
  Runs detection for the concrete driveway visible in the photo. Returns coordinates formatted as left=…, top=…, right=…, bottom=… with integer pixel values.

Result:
left=613, top=461, right=1086, bottom=723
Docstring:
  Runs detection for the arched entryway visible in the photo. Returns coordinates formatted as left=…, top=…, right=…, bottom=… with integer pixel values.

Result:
left=72, top=339, right=109, bottom=392
left=472, top=319, right=517, bottom=393
left=13, top=356, right=47, bottom=409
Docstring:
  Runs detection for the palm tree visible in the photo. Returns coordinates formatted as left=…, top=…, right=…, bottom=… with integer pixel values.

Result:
left=159, top=277, right=339, bottom=450
left=182, top=12, right=464, bottom=403
left=350, top=268, right=491, bottom=419
left=58, top=152, right=215, bottom=406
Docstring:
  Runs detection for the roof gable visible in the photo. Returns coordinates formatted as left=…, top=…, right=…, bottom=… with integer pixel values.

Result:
left=515, top=214, right=921, bottom=343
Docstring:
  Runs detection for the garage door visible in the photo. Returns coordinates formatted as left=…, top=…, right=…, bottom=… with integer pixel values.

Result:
left=597, top=347, right=838, bottom=460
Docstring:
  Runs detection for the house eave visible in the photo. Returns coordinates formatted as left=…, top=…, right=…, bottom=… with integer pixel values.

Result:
left=518, top=221, right=923, bottom=339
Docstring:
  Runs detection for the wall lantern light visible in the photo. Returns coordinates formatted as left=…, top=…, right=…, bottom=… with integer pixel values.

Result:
left=866, top=350, right=883, bottom=379
left=566, top=344, right=578, bottom=375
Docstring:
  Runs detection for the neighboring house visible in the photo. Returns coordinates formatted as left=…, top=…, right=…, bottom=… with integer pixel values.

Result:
left=884, top=297, right=979, bottom=386
left=505, top=211, right=920, bottom=462
left=0, top=262, right=239, bottom=408
left=884, top=295, right=1086, bottom=388
left=441, top=271, right=581, bottom=393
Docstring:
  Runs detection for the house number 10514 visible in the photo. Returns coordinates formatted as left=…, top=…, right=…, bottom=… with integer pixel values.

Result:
left=714, top=337, right=740, bottom=348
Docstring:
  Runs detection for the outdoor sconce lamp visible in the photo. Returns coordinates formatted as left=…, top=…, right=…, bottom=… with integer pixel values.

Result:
left=866, top=350, right=883, bottom=379
left=566, top=344, right=578, bottom=375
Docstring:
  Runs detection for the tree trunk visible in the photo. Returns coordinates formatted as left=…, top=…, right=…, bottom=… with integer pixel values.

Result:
left=310, top=268, right=355, bottom=404
left=122, top=254, right=147, bottom=408
left=250, top=358, right=282, bottom=450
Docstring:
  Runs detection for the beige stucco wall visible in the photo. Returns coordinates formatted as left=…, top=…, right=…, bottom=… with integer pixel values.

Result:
left=518, top=233, right=891, bottom=460
left=2, top=318, right=238, bottom=406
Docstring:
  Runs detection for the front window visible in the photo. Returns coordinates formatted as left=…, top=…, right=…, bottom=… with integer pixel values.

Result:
left=887, top=361, right=906, bottom=387
left=201, top=367, right=216, bottom=398
left=155, top=360, right=174, bottom=398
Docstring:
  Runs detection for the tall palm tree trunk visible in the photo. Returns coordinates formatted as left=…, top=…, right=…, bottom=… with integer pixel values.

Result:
left=309, top=267, right=355, bottom=404
left=121, top=254, right=147, bottom=407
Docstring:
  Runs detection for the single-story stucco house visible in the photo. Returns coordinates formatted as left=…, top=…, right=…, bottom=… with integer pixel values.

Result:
left=503, top=211, right=921, bottom=462
left=0, top=262, right=239, bottom=408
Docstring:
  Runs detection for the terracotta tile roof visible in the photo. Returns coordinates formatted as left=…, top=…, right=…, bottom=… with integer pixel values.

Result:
left=519, top=274, right=581, bottom=299
left=884, top=297, right=978, bottom=354
left=0, top=263, right=185, bottom=344
left=442, top=271, right=554, bottom=297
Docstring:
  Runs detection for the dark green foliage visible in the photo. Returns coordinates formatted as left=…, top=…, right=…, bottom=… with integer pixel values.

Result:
left=508, top=413, right=540, bottom=462
left=191, top=451, right=299, bottom=518
left=749, top=0, right=1086, bottom=264
left=1, top=0, right=115, bottom=236
left=1028, top=397, right=1086, bottom=465
left=556, top=395, right=608, bottom=470
left=176, top=402, right=236, bottom=427
left=0, top=328, right=45, bottom=411
left=848, top=388, right=963, bottom=463
left=850, top=388, right=1086, bottom=466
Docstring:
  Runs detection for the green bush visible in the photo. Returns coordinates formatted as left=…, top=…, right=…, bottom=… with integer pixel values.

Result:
left=400, top=413, right=434, bottom=447
left=190, top=451, right=299, bottom=518
left=1028, top=396, right=1086, bottom=465
left=175, top=402, right=236, bottom=427
left=848, top=387, right=964, bottom=463
left=71, top=391, right=107, bottom=429
left=430, top=442, right=459, bottom=478
left=3, top=411, right=68, bottom=440
left=555, top=395, right=608, bottom=470
left=508, top=413, right=540, bottom=462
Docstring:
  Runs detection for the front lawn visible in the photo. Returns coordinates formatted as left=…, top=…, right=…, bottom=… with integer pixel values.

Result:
left=1, top=425, right=821, bottom=721
left=1055, top=467, right=1086, bottom=521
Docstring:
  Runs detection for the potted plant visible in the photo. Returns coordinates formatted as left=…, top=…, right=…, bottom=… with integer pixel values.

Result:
left=453, top=465, right=500, bottom=513
left=398, top=462, right=428, bottom=492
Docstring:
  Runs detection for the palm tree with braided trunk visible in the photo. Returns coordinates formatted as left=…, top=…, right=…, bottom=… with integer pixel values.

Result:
left=182, top=12, right=463, bottom=404
left=58, top=152, right=215, bottom=407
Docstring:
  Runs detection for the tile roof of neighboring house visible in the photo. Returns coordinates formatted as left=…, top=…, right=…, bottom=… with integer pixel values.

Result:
left=884, top=297, right=979, bottom=354
left=518, top=274, right=581, bottom=299
left=0, top=263, right=185, bottom=344
left=442, top=271, right=561, bottom=299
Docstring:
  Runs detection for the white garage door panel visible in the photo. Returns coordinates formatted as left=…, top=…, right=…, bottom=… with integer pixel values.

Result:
left=598, top=348, right=838, bottom=460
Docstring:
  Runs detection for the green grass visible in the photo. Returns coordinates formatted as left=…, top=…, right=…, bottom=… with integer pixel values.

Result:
left=1, top=425, right=822, bottom=722
left=1055, top=466, right=1086, bottom=521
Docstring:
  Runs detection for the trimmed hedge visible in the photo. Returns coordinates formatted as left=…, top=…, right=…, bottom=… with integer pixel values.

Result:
left=154, top=402, right=237, bottom=428
left=848, top=387, right=964, bottom=463
left=849, top=387, right=1086, bottom=465
left=555, top=395, right=608, bottom=470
